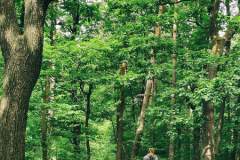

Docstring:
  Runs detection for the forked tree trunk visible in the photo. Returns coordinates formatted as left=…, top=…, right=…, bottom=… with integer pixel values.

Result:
left=0, top=0, right=52, bottom=159
left=116, top=62, right=127, bottom=160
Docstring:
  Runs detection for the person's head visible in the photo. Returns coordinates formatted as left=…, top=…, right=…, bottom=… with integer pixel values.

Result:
left=148, top=148, right=156, bottom=155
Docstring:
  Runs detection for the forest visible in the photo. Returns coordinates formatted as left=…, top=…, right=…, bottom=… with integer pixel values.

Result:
left=0, top=0, right=240, bottom=160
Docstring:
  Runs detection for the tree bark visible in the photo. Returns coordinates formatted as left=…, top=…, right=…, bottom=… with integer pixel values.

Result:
left=41, top=75, right=55, bottom=160
left=116, top=62, right=127, bottom=160
left=202, top=101, right=215, bottom=160
left=214, top=97, right=226, bottom=155
left=0, top=1, right=51, bottom=159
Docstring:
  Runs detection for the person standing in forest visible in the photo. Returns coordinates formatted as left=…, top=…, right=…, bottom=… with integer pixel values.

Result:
left=143, top=148, right=158, bottom=160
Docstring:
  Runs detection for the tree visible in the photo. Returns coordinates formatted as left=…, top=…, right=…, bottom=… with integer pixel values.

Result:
left=202, top=1, right=222, bottom=159
left=0, top=0, right=52, bottom=159
left=41, top=3, right=57, bottom=160
left=116, top=61, right=127, bottom=160
left=130, top=4, right=163, bottom=159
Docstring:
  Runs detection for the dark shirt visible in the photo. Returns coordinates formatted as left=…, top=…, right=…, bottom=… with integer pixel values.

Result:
left=143, top=153, right=158, bottom=160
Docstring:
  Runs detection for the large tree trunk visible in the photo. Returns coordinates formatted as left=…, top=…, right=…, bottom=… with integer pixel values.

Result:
left=116, top=62, right=127, bottom=160
left=0, top=1, right=51, bottom=159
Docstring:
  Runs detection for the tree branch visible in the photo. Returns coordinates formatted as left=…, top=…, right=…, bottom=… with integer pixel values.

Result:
left=160, top=0, right=194, bottom=5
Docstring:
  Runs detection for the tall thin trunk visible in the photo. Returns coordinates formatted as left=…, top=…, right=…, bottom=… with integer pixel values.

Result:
left=202, top=101, right=215, bottom=160
left=70, top=0, right=80, bottom=38
left=85, top=84, right=93, bottom=160
left=0, top=1, right=52, bottom=159
left=130, top=5, right=163, bottom=160
left=41, top=75, right=54, bottom=160
left=169, top=1, right=178, bottom=158
left=202, top=37, right=224, bottom=160
left=70, top=82, right=81, bottom=159
left=193, top=114, right=201, bottom=160
left=41, top=9, right=56, bottom=160
left=202, top=1, right=221, bottom=160
left=168, top=54, right=177, bottom=160
left=69, top=0, right=81, bottom=154
left=116, top=62, right=127, bottom=160
left=130, top=80, right=153, bottom=160
left=79, top=82, right=93, bottom=160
